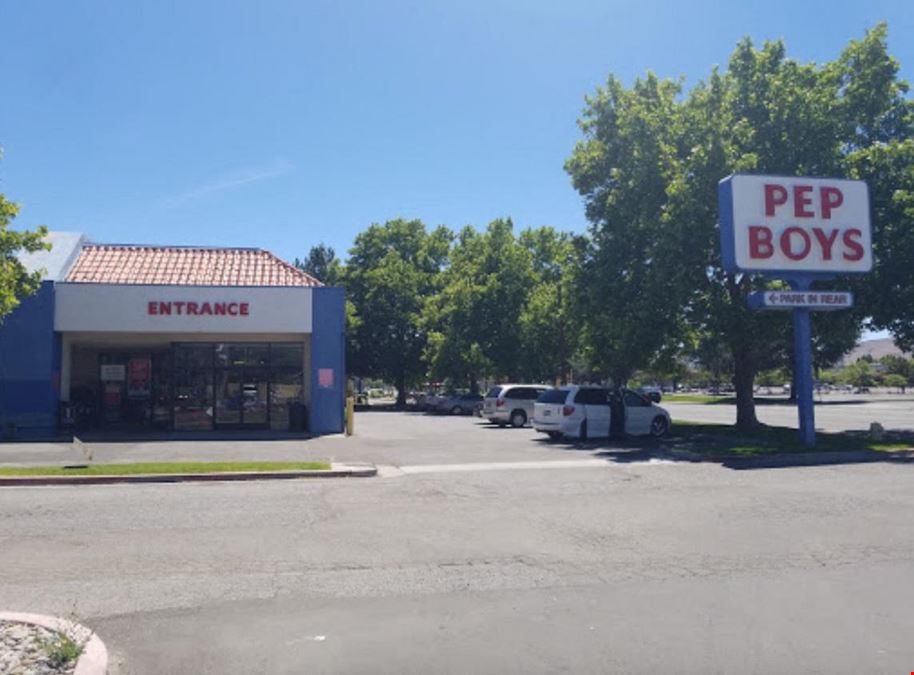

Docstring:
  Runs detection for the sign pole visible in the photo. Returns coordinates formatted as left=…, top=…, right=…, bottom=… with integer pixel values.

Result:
left=790, top=278, right=816, bottom=447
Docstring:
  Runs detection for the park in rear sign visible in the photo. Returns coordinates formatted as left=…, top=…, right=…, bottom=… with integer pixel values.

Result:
left=719, top=174, right=872, bottom=275
left=748, top=290, right=854, bottom=310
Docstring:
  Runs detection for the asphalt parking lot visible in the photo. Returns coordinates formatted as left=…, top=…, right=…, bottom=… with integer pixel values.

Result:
left=2, top=430, right=913, bottom=674
left=1, top=394, right=911, bottom=470
left=1, top=399, right=913, bottom=673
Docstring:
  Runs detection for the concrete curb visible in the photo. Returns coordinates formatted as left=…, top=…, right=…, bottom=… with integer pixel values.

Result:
left=0, top=463, right=377, bottom=487
left=0, top=611, right=107, bottom=674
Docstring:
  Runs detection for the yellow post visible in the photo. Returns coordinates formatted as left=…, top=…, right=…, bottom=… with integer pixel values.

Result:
left=345, top=396, right=355, bottom=436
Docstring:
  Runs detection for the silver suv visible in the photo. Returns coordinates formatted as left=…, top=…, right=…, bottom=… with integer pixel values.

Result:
left=482, top=384, right=549, bottom=427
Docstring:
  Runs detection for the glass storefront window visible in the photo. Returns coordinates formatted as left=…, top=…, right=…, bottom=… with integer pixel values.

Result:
left=174, top=369, right=214, bottom=431
left=90, top=342, right=306, bottom=431
left=215, top=343, right=269, bottom=367
left=271, top=344, right=304, bottom=368
left=174, top=344, right=212, bottom=370
left=270, top=368, right=304, bottom=431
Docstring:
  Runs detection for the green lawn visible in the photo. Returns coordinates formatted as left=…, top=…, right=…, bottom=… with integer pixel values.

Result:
left=671, top=420, right=913, bottom=457
left=0, top=461, right=332, bottom=477
left=663, top=394, right=730, bottom=404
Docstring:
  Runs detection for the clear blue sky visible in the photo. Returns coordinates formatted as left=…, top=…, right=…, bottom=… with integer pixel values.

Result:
left=2, top=0, right=913, bottom=265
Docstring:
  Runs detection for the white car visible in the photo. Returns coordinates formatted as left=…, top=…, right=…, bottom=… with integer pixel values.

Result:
left=482, top=384, right=549, bottom=427
left=532, top=385, right=671, bottom=440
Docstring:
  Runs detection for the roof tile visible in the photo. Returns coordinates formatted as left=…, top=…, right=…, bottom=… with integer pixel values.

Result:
left=65, top=245, right=322, bottom=287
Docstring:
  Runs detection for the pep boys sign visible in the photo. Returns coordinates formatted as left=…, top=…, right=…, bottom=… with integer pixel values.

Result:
left=719, top=174, right=872, bottom=274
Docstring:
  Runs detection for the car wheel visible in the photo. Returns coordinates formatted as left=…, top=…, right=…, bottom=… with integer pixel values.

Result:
left=451, top=406, right=464, bottom=415
left=650, top=415, right=669, bottom=438
left=510, top=410, right=527, bottom=428
left=579, top=420, right=588, bottom=441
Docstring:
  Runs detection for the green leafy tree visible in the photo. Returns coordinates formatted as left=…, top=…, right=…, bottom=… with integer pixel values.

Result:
left=884, top=373, right=907, bottom=393
left=566, top=24, right=911, bottom=429
left=881, top=354, right=914, bottom=392
left=847, top=139, right=914, bottom=349
left=345, top=219, right=452, bottom=405
left=426, top=218, right=534, bottom=387
left=517, top=227, right=582, bottom=383
left=0, top=162, right=49, bottom=320
left=841, top=359, right=876, bottom=389
left=294, top=243, right=342, bottom=286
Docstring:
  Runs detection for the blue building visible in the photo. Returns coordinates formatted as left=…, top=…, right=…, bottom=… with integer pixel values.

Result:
left=0, top=233, right=345, bottom=439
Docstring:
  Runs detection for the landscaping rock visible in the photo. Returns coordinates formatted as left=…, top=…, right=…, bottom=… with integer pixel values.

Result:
left=0, top=619, right=89, bottom=674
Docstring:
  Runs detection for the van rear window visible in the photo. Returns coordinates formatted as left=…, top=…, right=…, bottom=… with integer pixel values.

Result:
left=537, top=389, right=568, bottom=404
left=486, top=387, right=503, bottom=398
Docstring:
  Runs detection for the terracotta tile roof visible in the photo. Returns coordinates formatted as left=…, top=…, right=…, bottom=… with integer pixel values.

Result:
left=65, top=244, right=322, bottom=287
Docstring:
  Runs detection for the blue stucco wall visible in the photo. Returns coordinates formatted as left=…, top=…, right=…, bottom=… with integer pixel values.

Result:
left=309, top=287, right=345, bottom=435
left=0, top=282, right=60, bottom=439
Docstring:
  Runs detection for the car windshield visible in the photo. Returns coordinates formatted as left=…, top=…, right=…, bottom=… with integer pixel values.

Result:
left=537, top=389, right=568, bottom=403
left=485, top=387, right=502, bottom=398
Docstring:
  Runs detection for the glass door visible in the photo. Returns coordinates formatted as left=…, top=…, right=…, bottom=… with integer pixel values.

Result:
left=215, top=369, right=243, bottom=426
left=241, top=369, right=269, bottom=426
left=216, top=367, right=269, bottom=428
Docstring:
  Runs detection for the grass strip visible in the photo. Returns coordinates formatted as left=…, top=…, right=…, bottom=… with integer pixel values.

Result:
left=0, top=461, right=331, bottom=477
left=670, top=420, right=913, bottom=457
left=664, top=394, right=730, bottom=404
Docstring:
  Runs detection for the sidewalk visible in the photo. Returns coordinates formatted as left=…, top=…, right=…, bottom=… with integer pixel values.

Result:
left=0, top=435, right=347, bottom=468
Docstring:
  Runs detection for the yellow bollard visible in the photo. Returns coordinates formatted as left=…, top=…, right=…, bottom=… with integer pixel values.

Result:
left=346, top=396, right=355, bottom=436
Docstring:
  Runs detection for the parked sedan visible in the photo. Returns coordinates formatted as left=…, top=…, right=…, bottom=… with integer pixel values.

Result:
left=437, top=393, right=484, bottom=415
left=532, top=386, right=670, bottom=440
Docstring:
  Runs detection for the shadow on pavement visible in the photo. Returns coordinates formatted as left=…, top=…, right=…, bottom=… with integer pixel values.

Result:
left=530, top=427, right=914, bottom=471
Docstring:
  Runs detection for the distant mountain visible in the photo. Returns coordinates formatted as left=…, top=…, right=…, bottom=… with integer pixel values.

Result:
left=839, top=338, right=910, bottom=366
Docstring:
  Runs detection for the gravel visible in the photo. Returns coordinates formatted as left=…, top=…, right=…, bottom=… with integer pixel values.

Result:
left=0, top=620, right=86, bottom=674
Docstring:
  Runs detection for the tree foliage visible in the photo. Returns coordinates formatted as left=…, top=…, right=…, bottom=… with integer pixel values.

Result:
left=0, top=159, right=49, bottom=321
left=566, top=24, right=913, bottom=428
left=294, top=243, right=342, bottom=286
left=344, top=219, right=452, bottom=404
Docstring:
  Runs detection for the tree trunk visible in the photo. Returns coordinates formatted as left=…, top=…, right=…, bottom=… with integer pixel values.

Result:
left=395, top=372, right=407, bottom=408
left=733, top=350, right=759, bottom=429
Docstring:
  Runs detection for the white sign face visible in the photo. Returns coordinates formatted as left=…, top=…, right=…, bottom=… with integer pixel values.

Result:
left=100, top=364, right=126, bottom=381
left=719, top=175, right=872, bottom=274
left=758, top=290, right=853, bottom=310
left=55, top=284, right=313, bottom=333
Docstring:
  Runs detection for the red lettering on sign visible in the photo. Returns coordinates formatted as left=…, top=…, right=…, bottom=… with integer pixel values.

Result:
left=147, top=300, right=251, bottom=316
left=812, top=227, right=839, bottom=261
left=748, top=226, right=774, bottom=258
left=842, top=229, right=864, bottom=261
left=764, top=184, right=788, bottom=216
left=793, top=185, right=814, bottom=218
left=780, top=227, right=811, bottom=261
left=820, top=186, right=843, bottom=219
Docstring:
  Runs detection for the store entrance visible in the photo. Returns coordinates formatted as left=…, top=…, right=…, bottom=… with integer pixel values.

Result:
left=214, top=367, right=269, bottom=428
left=91, top=350, right=171, bottom=431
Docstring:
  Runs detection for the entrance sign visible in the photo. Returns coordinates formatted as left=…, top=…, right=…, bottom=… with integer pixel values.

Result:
left=748, top=290, right=853, bottom=310
left=55, top=284, right=312, bottom=333
left=719, top=175, right=871, bottom=274
left=719, top=173, right=872, bottom=449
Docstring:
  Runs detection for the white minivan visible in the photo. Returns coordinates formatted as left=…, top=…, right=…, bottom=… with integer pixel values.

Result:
left=483, top=384, right=549, bottom=427
left=532, top=385, right=671, bottom=440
